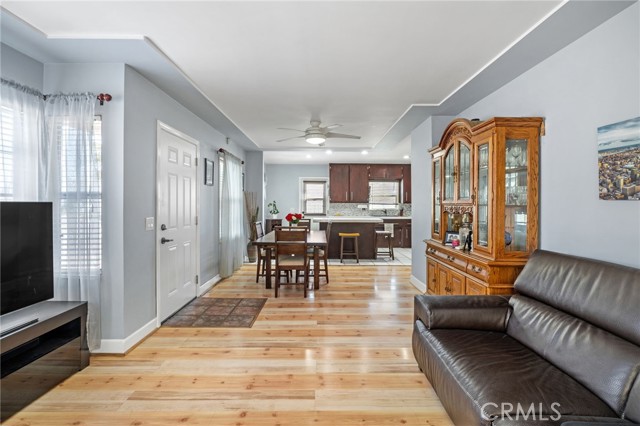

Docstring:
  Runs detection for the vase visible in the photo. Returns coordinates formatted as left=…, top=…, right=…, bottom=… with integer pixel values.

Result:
left=247, top=242, right=257, bottom=262
left=272, top=214, right=278, bottom=219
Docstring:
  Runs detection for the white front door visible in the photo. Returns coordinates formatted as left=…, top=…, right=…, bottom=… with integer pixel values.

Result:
left=156, top=122, right=199, bottom=322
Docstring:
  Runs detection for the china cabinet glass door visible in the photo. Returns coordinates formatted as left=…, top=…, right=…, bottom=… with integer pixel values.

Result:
left=459, top=144, right=471, bottom=200
left=476, top=143, right=490, bottom=249
left=504, top=138, right=528, bottom=252
left=433, top=160, right=441, bottom=236
left=444, top=149, right=454, bottom=201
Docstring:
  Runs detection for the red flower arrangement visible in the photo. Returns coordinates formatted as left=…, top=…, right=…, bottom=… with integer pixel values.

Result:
left=285, top=212, right=303, bottom=225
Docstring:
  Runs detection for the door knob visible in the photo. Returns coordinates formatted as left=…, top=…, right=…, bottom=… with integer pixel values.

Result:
left=161, top=237, right=174, bottom=244
left=160, top=224, right=167, bottom=231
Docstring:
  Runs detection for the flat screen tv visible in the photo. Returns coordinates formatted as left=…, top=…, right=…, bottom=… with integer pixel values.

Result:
left=1, top=201, right=54, bottom=315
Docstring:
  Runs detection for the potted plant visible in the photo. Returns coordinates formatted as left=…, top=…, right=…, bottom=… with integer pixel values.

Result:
left=268, top=200, right=280, bottom=219
left=244, top=191, right=260, bottom=262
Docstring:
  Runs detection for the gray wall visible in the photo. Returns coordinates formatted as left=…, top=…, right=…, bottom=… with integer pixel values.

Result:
left=410, top=116, right=452, bottom=285
left=122, top=65, right=245, bottom=336
left=412, top=3, right=640, bottom=270
left=39, top=60, right=246, bottom=340
left=264, top=164, right=329, bottom=217
left=1, top=43, right=44, bottom=90
left=244, top=151, right=265, bottom=224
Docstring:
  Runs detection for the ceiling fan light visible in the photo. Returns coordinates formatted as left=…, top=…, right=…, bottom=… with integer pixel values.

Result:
left=306, top=135, right=326, bottom=144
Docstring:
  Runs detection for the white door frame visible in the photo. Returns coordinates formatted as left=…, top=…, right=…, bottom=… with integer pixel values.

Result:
left=155, top=121, right=200, bottom=327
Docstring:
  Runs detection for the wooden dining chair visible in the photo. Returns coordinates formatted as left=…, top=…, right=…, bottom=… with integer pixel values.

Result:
left=274, top=228, right=310, bottom=298
left=308, top=221, right=331, bottom=284
left=297, top=218, right=311, bottom=230
left=255, top=221, right=272, bottom=283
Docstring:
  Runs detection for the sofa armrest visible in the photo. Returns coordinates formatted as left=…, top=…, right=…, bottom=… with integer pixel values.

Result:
left=414, top=295, right=512, bottom=332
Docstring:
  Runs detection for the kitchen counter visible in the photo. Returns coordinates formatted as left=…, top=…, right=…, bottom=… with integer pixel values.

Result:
left=312, top=216, right=411, bottom=223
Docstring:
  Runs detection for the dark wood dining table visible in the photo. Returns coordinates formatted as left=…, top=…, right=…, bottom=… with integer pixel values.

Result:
left=253, top=230, right=328, bottom=291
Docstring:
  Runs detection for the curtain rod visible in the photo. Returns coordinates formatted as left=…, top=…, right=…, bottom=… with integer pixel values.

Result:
left=218, top=148, right=244, bottom=164
left=1, top=78, right=112, bottom=105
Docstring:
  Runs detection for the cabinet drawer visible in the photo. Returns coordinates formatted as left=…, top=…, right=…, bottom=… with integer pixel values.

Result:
left=466, top=259, right=489, bottom=281
left=428, top=247, right=466, bottom=272
left=466, top=279, right=487, bottom=295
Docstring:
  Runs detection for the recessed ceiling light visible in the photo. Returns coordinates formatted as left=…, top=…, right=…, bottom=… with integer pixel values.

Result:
left=325, top=149, right=333, bottom=155
left=306, top=154, right=311, bottom=159
left=361, top=150, right=368, bottom=155
left=403, top=155, right=410, bottom=159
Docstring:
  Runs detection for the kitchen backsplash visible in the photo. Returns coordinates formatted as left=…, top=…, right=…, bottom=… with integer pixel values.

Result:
left=328, top=203, right=412, bottom=217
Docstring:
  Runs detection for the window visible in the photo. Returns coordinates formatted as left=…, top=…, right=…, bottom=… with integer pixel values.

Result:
left=300, top=179, right=327, bottom=215
left=0, top=108, right=102, bottom=271
left=368, top=180, right=400, bottom=210
left=58, top=117, right=102, bottom=271
left=0, top=106, right=14, bottom=200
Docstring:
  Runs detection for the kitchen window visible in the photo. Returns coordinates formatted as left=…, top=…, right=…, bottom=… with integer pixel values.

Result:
left=369, top=180, right=400, bottom=210
left=300, top=179, right=327, bottom=215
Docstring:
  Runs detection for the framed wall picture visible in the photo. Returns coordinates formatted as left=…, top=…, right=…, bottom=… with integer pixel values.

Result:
left=204, top=158, right=214, bottom=186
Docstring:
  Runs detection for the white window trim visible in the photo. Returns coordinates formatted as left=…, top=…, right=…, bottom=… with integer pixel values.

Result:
left=298, top=177, right=329, bottom=216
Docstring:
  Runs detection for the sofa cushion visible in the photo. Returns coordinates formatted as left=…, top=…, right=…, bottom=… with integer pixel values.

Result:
left=413, top=320, right=616, bottom=426
left=414, top=295, right=512, bottom=331
left=513, top=250, right=640, bottom=346
left=507, top=295, right=640, bottom=416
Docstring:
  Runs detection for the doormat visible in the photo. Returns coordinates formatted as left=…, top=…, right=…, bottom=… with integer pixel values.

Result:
left=163, top=298, right=267, bottom=328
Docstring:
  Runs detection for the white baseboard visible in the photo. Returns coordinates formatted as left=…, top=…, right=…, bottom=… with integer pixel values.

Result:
left=410, top=275, right=426, bottom=293
left=92, top=317, right=157, bottom=355
left=198, top=274, right=221, bottom=297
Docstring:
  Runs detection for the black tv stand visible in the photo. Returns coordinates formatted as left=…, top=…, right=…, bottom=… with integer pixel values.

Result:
left=0, top=301, right=88, bottom=421
left=0, top=318, right=39, bottom=338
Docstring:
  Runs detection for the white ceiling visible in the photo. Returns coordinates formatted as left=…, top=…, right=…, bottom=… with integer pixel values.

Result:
left=1, top=1, right=634, bottom=164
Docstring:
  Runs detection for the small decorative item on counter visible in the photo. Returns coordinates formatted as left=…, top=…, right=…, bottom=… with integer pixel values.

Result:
left=285, top=212, right=304, bottom=225
left=451, top=236, right=460, bottom=248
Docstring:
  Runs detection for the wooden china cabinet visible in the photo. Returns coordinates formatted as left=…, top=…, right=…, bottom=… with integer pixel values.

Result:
left=426, top=117, right=544, bottom=295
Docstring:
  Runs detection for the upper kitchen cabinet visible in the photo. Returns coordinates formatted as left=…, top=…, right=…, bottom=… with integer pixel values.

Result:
left=329, top=164, right=350, bottom=202
left=402, top=165, right=411, bottom=203
left=368, top=164, right=403, bottom=180
left=329, top=164, right=370, bottom=203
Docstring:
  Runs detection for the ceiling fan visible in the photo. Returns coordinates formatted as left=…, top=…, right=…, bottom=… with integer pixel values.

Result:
left=276, top=120, right=361, bottom=145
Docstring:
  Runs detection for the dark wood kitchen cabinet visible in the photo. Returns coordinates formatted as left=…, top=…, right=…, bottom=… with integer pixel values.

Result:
left=369, top=164, right=403, bottom=180
left=329, top=164, right=370, bottom=203
left=329, top=164, right=350, bottom=202
left=402, top=165, right=411, bottom=203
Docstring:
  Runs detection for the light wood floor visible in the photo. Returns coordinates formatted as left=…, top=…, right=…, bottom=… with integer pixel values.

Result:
left=5, top=265, right=453, bottom=426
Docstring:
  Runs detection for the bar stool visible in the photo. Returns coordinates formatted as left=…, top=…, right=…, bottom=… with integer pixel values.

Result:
left=339, top=232, right=360, bottom=263
left=374, top=223, right=395, bottom=260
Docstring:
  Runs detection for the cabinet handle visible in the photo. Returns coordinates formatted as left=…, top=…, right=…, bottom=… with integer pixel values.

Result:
left=351, top=191, right=353, bottom=201
left=472, top=265, right=482, bottom=273
left=346, top=191, right=348, bottom=200
left=447, top=255, right=455, bottom=262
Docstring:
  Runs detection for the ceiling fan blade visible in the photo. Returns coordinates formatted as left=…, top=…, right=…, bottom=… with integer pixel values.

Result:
left=276, top=135, right=306, bottom=142
left=325, top=132, right=361, bottom=140
left=324, top=124, right=342, bottom=130
left=277, top=127, right=305, bottom=132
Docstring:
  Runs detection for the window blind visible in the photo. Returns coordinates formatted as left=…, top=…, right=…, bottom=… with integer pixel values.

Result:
left=369, top=181, right=399, bottom=209
left=59, top=117, right=102, bottom=271
left=303, top=180, right=326, bottom=215
left=0, top=106, right=14, bottom=200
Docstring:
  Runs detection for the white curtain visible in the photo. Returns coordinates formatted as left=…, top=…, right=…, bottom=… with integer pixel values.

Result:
left=1, top=80, right=101, bottom=351
left=219, top=152, right=244, bottom=277
left=0, top=79, right=45, bottom=201
left=44, top=93, right=101, bottom=351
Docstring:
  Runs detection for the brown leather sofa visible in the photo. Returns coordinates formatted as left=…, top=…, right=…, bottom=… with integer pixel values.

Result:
left=412, top=250, right=640, bottom=426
